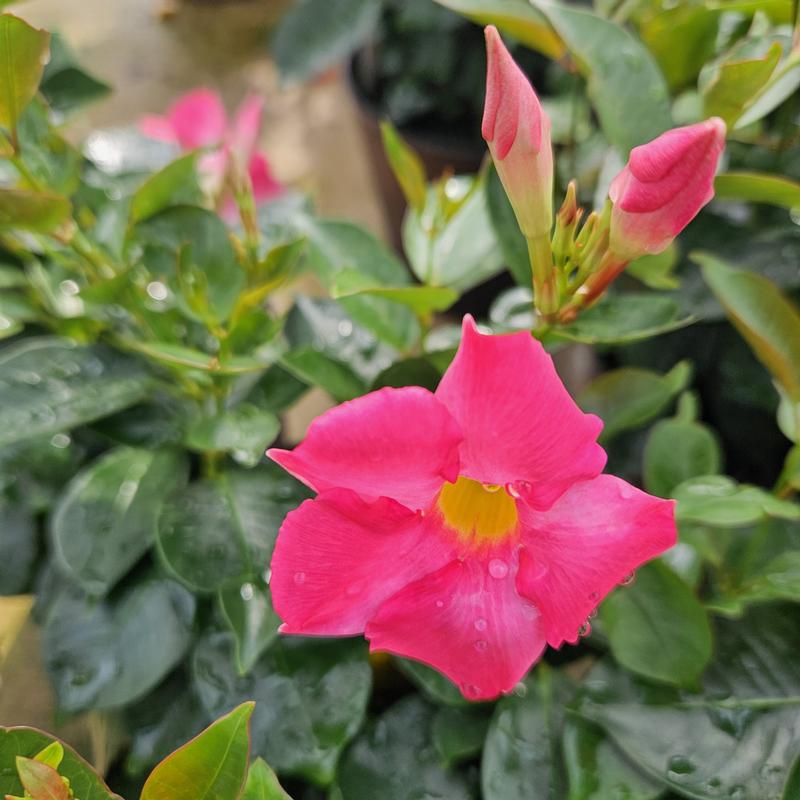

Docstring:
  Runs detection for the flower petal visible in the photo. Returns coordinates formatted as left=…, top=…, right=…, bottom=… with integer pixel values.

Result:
left=231, top=94, right=264, bottom=158
left=268, top=386, right=462, bottom=510
left=436, top=316, right=606, bottom=510
left=516, top=474, right=676, bottom=648
left=271, top=489, right=457, bottom=635
left=366, top=544, right=546, bottom=701
left=139, top=114, right=178, bottom=143
left=167, top=88, right=227, bottom=150
left=248, top=153, right=284, bottom=203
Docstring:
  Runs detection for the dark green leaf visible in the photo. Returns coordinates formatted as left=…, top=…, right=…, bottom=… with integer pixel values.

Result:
left=600, top=561, right=713, bottom=687
left=331, top=269, right=458, bottom=315
left=336, top=695, right=473, bottom=800
left=577, top=361, right=691, bottom=442
left=140, top=702, right=254, bottom=800
left=0, top=188, right=71, bottom=232
left=271, top=0, right=381, bottom=82
left=281, top=347, right=366, bottom=402
left=395, top=657, right=469, bottom=708
left=0, top=495, right=36, bottom=593
left=371, top=357, right=441, bottom=392
left=432, top=706, right=491, bottom=767
left=643, top=418, right=722, bottom=498
left=0, top=338, right=152, bottom=448
left=219, top=581, right=281, bottom=675
left=244, top=363, right=308, bottom=413
left=51, top=448, right=187, bottom=596
left=485, top=164, right=530, bottom=286
left=0, top=14, right=49, bottom=133
left=0, top=727, right=121, bottom=800
left=193, top=633, right=371, bottom=786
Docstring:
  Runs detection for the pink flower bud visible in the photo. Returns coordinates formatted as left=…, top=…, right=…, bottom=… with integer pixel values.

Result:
left=482, top=26, right=553, bottom=239
left=609, top=118, right=726, bottom=260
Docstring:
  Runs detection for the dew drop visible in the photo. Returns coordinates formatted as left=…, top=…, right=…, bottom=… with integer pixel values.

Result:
left=240, top=582, right=255, bottom=601
left=483, top=483, right=502, bottom=493
left=462, top=683, right=482, bottom=698
left=588, top=608, right=598, bottom=620
left=435, top=599, right=445, bottom=608
left=578, top=622, right=591, bottom=637
left=474, top=618, right=487, bottom=631
left=60, top=279, right=80, bottom=296
left=474, top=639, right=488, bottom=651
left=50, top=433, right=71, bottom=449
left=505, top=483, right=521, bottom=499
left=488, top=558, right=509, bottom=579
left=513, top=682, right=528, bottom=697
left=667, top=755, right=696, bottom=775
left=337, top=320, right=353, bottom=337
left=146, top=281, right=169, bottom=301
left=621, top=572, right=636, bottom=586
left=521, top=601, right=539, bottom=619
left=588, top=590, right=600, bottom=601
left=293, top=571, right=306, bottom=585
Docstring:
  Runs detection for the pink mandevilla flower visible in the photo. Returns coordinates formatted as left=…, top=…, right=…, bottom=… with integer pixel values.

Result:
left=609, top=118, right=726, bottom=260
left=140, top=88, right=283, bottom=221
left=268, top=317, right=676, bottom=700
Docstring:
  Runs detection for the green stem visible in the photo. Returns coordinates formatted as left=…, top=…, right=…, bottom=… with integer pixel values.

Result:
left=527, top=233, right=559, bottom=317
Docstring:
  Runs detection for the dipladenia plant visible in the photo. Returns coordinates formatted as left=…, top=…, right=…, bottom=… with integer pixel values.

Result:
left=269, top=317, right=676, bottom=699
left=482, top=25, right=727, bottom=324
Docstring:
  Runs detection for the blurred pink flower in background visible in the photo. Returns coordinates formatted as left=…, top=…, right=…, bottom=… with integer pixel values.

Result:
left=267, top=316, right=676, bottom=700
left=140, top=88, right=283, bottom=221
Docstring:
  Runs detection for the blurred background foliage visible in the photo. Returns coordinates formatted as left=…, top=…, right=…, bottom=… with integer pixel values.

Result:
left=1, top=0, right=799, bottom=798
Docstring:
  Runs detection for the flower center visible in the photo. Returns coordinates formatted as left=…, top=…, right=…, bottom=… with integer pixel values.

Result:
left=437, top=476, right=518, bottom=542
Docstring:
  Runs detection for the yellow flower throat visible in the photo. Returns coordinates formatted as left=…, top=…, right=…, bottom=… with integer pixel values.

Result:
left=437, top=476, right=518, bottom=542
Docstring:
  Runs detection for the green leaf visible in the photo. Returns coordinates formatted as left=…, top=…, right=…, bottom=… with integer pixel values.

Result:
left=600, top=561, right=713, bottom=687
left=714, top=171, right=800, bottom=209
left=552, top=293, right=694, bottom=345
left=15, top=756, right=68, bottom=800
left=673, top=475, right=800, bottom=527
left=0, top=727, right=122, bottom=800
left=403, top=175, right=505, bottom=293
left=371, top=357, right=442, bottom=392
left=219, top=581, right=281, bottom=675
left=643, top=418, right=722, bottom=497
left=697, top=253, right=800, bottom=402
left=242, top=759, right=292, bottom=800
left=244, top=363, right=308, bottom=413
left=485, top=164, right=530, bottom=286
left=39, top=31, right=110, bottom=114
left=130, top=152, right=204, bottom=223
left=119, top=340, right=268, bottom=376
left=0, top=338, right=152, bottom=448
left=281, top=347, right=366, bottom=402
left=336, top=695, right=473, bottom=800
left=0, top=495, right=36, bottom=594
left=577, top=361, right=692, bottom=442
left=0, top=187, right=71, bottom=232
left=562, top=717, right=663, bottom=800
left=702, top=42, right=782, bottom=125
left=395, top=658, right=470, bottom=708
left=51, top=447, right=188, bottom=596
left=193, top=634, right=371, bottom=786
left=482, top=668, right=568, bottom=800
left=0, top=14, right=49, bottom=134
left=380, top=121, right=427, bottom=213
left=735, top=48, right=800, bottom=128
left=271, top=0, right=380, bottom=82
left=185, top=404, right=280, bottom=468
left=141, top=702, right=254, bottom=800
left=530, top=0, right=672, bottom=154
left=433, top=0, right=565, bottom=60
left=43, top=579, right=196, bottom=712
left=330, top=269, right=458, bottom=315
left=626, top=245, right=679, bottom=290
left=432, top=706, right=491, bottom=767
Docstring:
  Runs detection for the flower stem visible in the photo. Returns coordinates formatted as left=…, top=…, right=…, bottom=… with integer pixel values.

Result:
left=526, top=233, right=559, bottom=317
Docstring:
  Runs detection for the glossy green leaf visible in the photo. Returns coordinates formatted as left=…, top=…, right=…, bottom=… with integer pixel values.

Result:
left=119, top=340, right=268, bottom=376
left=432, top=706, right=491, bottom=767
left=281, top=347, right=366, bottom=402
left=0, top=188, right=70, bottom=232
left=51, top=448, right=187, bottom=596
left=702, top=42, right=782, bottom=125
left=578, top=361, right=692, bottom=442
left=714, top=172, right=800, bottom=209
left=0, top=727, right=121, bottom=800
left=0, top=14, right=49, bottom=134
left=395, top=657, right=469, bottom=708
left=562, top=717, right=662, bottom=800
left=600, top=561, right=713, bottom=687
left=0, top=495, right=36, bottom=594
left=43, top=579, right=196, bottom=712
left=39, top=31, right=111, bottom=114
left=130, top=152, right=203, bottom=223
left=15, top=756, right=69, bottom=800
left=626, top=245, right=679, bottom=290
left=434, top=0, right=565, bottom=60
left=141, top=702, right=254, bottom=800
left=244, top=363, right=308, bottom=413
left=643, top=418, right=722, bottom=497
left=193, top=633, right=371, bottom=786
left=380, top=121, right=427, bottom=213
left=736, top=49, right=800, bottom=128
left=219, top=581, right=281, bottom=675
left=530, top=0, right=672, bottom=154
left=336, top=695, right=473, bottom=800
left=271, top=0, right=380, bottom=82
left=371, top=357, right=441, bottom=392
left=185, top=404, right=280, bottom=468
left=330, top=269, right=458, bottom=315
left=242, top=758, right=292, bottom=800
left=0, top=338, right=152, bottom=448
left=673, top=475, right=800, bottom=527
left=482, top=668, right=568, bottom=800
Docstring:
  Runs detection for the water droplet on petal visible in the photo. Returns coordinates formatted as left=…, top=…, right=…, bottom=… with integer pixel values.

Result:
left=488, top=558, right=509, bottom=579
left=588, top=590, right=600, bottom=601
left=521, top=601, right=539, bottom=619
left=621, top=572, right=636, bottom=586
left=462, top=683, right=482, bottom=698
left=588, top=608, right=598, bottom=620
left=474, top=639, right=488, bottom=651
left=474, top=618, right=487, bottom=631
left=483, top=483, right=502, bottom=493
left=505, top=483, right=521, bottom=499
left=293, top=571, right=306, bottom=585
left=435, top=599, right=445, bottom=608
left=578, top=622, right=591, bottom=637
